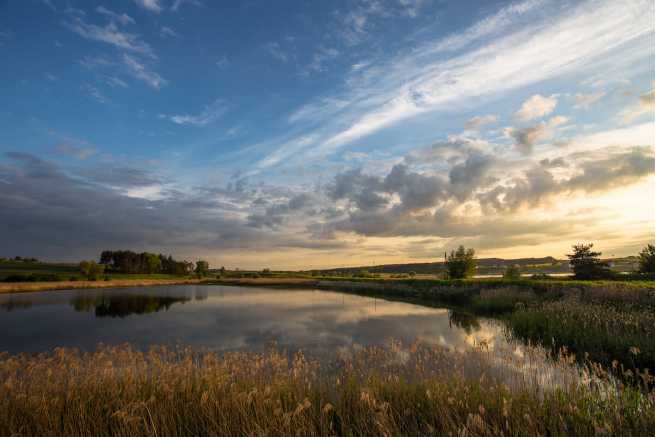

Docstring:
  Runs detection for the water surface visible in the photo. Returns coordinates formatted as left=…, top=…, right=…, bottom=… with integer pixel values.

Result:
left=0, top=285, right=510, bottom=355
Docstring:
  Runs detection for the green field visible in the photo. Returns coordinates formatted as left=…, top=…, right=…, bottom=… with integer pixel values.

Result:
left=0, top=260, right=186, bottom=282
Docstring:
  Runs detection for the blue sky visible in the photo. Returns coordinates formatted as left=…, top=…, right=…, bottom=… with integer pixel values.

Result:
left=2, top=0, right=655, bottom=268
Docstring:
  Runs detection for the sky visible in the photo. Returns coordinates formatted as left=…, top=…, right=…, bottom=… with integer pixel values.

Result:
left=1, top=0, right=655, bottom=269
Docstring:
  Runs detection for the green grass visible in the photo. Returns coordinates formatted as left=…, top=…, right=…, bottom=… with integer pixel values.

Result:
left=0, top=260, right=189, bottom=281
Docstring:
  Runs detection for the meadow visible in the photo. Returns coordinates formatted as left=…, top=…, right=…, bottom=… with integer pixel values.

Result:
left=1, top=342, right=653, bottom=436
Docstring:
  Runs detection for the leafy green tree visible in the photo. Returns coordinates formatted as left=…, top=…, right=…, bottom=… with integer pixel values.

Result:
left=503, top=265, right=522, bottom=280
left=446, top=246, right=476, bottom=279
left=567, top=243, right=612, bottom=280
left=638, top=244, right=655, bottom=273
left=79, top=261, right=105, bottom=281
left=195, top=260, right=210, bottom=277
left=145, top=253, right=162, bottom=274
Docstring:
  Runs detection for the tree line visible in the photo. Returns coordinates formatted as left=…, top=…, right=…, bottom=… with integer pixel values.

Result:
left=444, top=243, right=655, bottom=280
left=76, top=251, right=210, bottom=280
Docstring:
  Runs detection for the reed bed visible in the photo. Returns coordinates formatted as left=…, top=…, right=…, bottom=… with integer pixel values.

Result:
left=508, top=295, right=655, bottom=373
left=1, top=342, right=653, bottom=436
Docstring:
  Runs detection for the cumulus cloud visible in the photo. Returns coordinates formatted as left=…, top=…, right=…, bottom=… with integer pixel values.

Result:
left=160, top=99, right=229, bottom=126
left=505, top=116, right=568, bottom=154
left=515, top=94, right=558, bottom=121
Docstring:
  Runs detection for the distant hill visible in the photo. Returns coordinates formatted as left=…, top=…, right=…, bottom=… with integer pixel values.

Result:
left=311, top=256, right=639, bottom=276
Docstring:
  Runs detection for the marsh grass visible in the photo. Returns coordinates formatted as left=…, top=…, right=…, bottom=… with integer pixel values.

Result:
left=0, top=342, right=653, bottom=436
left=508, top=293, right=655, bottom=374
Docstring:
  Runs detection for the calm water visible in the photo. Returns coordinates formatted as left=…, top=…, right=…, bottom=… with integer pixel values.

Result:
left=0, top=285, right=511, bottom=356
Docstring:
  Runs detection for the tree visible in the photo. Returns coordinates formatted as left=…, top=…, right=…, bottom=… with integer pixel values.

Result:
left=503, top=264, right=522, bottom=280
left=195, top=260, right=209, bottom=277
left=79, top=261, right=105, bottom=281
left=446, top=246, right=476, bottom=279
left=567, top=243, right=612, bottom=280
left=638, top=244, right=655, bottom=273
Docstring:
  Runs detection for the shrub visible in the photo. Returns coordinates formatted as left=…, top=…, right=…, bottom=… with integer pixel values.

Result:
left=639, top=244, right=655, bottom=274
left=503, top=265, right=522, bottom=280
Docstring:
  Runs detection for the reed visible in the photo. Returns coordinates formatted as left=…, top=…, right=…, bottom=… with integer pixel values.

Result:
left=0, top=342, right=653, bottom=436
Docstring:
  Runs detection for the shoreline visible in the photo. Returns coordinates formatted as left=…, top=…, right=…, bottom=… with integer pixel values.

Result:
left=0, top=278, right=203, bottom=294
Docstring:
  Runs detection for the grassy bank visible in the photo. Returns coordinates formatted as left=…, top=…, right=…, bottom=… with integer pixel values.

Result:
left=0, top=278, right=202, bottom=294
left=1, top=343, right=653, bottom=436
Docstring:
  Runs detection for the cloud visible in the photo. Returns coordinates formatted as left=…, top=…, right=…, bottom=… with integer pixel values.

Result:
left=96, top=6, right=135, bottom=26
left=55, top=144, right=96, bottom=160
left=133, top=0, right=163, bottom=14
left=264, top=42, right=289, bottom=62
left=515, top=94, right=558, bottom=121
left=283, top=0, right=655, bottom=162
left=122, top=54, right=167, bottom=89
left=623, top=85, right=655, bottom=122
left=80, top=84, right=107, bottom=103
left=160, top=26, right=179, bottom=38
left=171, top=0, right=203, bottom=12
left=42, top=0, right=56, bottom=11
left=216, top=56, right=230, bottom=69
left=65, top=16, right=155, bottom=58
left=307, top=47, right=340, bottom=73
left=0, top=153, right=343, bottom=261
left=464, top=115, right=498, bottom=131
left=505, top=116, right=568, bottom=154
left=160, top=99, right=229, bottom=126
left=572, top=91, right=606, bottom=109
left=105, top=76, right=128, bottom=88
left=427, top=0, right=545, bottom=53
left=398, top=0, right=428, bottom=18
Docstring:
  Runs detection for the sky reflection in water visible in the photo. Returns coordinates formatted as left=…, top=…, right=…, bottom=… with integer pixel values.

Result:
left=0, top=285, right=509, bottom=356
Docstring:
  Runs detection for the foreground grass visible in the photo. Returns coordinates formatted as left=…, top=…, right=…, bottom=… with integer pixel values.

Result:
left=1, top=343, right=653, bottom=436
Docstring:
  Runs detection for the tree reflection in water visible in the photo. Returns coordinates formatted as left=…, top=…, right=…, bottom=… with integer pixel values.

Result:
left=448, top=310, right=481, bottom=334
left=70, top=294, right=191, bottom=318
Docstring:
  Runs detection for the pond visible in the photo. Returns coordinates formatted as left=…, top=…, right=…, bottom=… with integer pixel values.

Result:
left=0, top=285, right=512, bottom=356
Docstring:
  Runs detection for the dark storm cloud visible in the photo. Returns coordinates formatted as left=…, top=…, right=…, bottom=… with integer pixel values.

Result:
left=0, top=153, right=341, bottom=260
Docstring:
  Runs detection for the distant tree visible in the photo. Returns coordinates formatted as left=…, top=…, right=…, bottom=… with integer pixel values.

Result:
left=408, top=271, right=416, bottom=277
left=638, top=244, right=655, bottom=273
left=503, top=265, right=522, bottom=280
left=144, top=253, right=162, bottom=274
left=195, top=260, right=209, bottom=277
left=262, top=268, right=271, bottom=274
left=79, top=261, right=105, bottom=281
left=446, top=246, right=477, bottom=279
left=567, top=243, right=612, bottom=280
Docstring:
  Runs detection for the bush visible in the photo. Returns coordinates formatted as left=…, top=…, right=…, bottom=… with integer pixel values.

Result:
left=503, top=265, right=522, bottom=280
left=639, top=244, right=655, bottom=274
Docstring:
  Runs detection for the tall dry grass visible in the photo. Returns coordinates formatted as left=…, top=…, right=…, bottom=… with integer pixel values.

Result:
left=0, top=342, right=653, bottom=436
